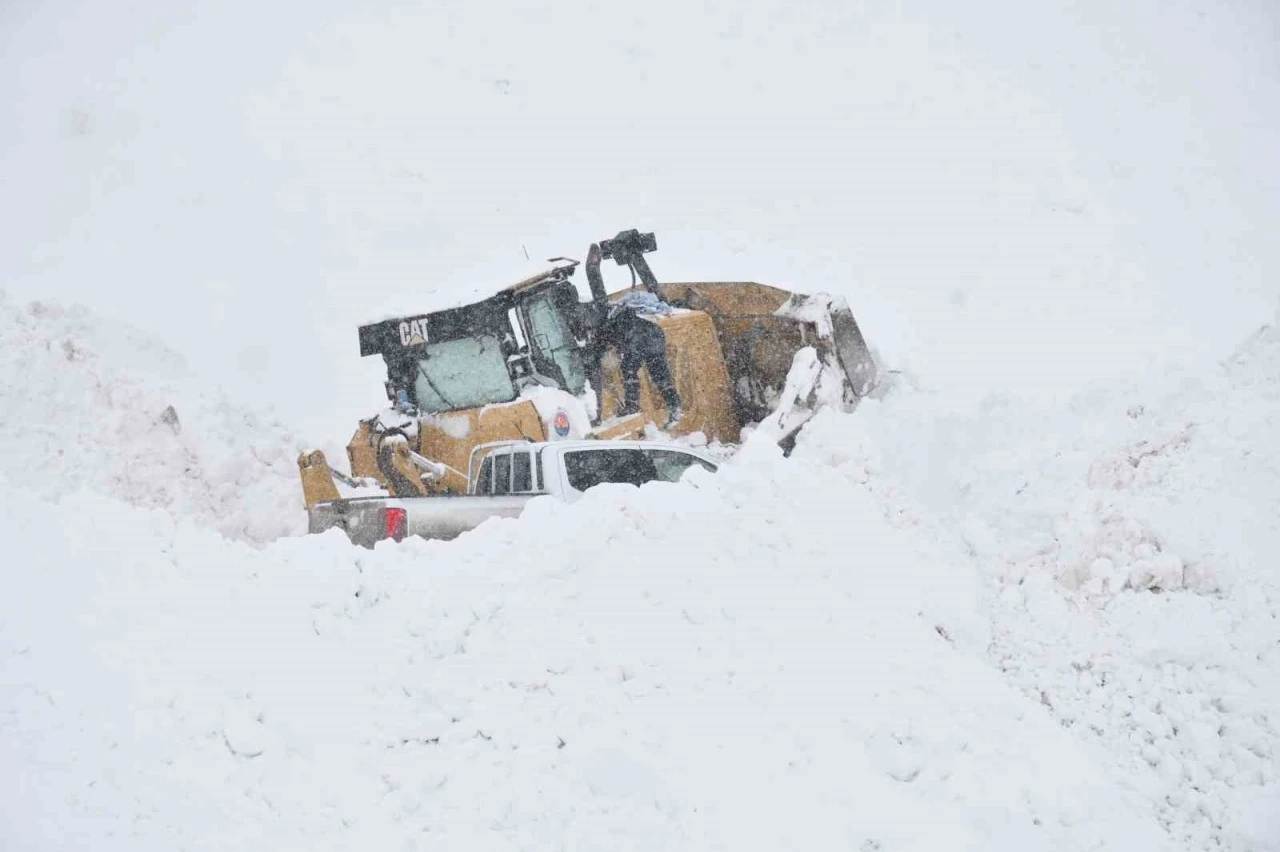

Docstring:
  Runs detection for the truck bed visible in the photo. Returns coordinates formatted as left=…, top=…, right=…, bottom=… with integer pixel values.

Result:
left=307, top=493, right=535, bottom=548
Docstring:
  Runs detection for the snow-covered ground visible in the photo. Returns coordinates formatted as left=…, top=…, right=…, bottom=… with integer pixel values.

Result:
left=3, top=0, right=1279, bottom=848
left=1, top=291, right=1276, bottom=850
left=799, top=311, right=1280, bottom=850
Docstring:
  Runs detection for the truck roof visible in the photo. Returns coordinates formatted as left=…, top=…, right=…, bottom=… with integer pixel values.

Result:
left=472, top=437, right=719, bottom=457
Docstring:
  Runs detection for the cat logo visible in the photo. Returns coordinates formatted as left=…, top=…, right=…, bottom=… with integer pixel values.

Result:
left=397, top=318, right=429, bottom=347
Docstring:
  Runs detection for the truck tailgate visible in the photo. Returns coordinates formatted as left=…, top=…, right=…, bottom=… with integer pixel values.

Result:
left=404, top=495, right=532, bottom=541
left=308, top=494, right=536, bottom=548
left=307, top=497, right=391, bottom=548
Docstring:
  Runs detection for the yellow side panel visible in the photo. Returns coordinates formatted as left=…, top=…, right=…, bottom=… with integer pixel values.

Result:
left=706, top=314, right=808, bottom=394
left=418, top=401, right=548, bottom=493
left=657, top=282, right=811, bottom=419
left=597, top=309, right=740, bottom=444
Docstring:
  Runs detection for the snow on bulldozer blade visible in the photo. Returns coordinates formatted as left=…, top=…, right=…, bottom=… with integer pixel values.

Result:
left=752, top=293, right=888, bottom=452
left=775, top=291, right=882, bottom=399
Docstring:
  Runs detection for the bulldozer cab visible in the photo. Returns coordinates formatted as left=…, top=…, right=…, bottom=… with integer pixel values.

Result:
left=357, top=262, right=597, bottom=416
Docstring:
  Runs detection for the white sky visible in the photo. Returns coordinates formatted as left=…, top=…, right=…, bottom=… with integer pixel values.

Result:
left=3, top=0, right=1277, bottom=439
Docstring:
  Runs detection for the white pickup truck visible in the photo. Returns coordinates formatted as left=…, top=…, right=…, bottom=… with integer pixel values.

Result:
left=307, top=439, right=720, bottom=548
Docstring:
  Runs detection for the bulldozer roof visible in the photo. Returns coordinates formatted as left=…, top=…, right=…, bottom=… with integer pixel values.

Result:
left=357, top=260, right=581, bottom=359
left=356, top=228, right=671, bottom=359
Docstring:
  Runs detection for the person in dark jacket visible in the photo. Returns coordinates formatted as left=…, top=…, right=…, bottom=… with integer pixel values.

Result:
left=591, top=300, right=683, bottom=427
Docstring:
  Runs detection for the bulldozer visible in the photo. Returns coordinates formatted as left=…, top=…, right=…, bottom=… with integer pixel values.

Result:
left=298, top=228, right=883, bottom=508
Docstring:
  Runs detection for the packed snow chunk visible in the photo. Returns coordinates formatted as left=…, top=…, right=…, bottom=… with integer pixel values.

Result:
left=1087, top=424, right=1195, bottom=489
left=773, top=291, right=846, bottom=338
left=1127, top=553, right=1187, bottom=592
left=421, top=411, right=471, bottom=439
left=1014, top=496, right=1224, bottom=600
left=1181, top=560, right=1221, bottom=594
left=753, top=346, right=854, bottom=443
left=1085, top=556, right=1128, bottom=595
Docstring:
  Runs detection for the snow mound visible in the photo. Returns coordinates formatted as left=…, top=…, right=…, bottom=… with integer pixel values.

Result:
left=1, top=283, right=1274, bottom=850
left=1013, top=498, right=1218, bottom=596
left=0, top=293, right=307, bottom=543
left=1, top=426, right=1175, bottom=850
left=795, top=320, right=1280, bottom=851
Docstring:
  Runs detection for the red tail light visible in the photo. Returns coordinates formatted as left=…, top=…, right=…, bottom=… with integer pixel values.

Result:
left=383, top=507, right=407, bottom=542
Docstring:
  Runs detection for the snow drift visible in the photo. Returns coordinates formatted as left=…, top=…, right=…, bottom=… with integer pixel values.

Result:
left=2, top=414, right=1168, bottom=852
left=0, top=291, right=307, bottom=543
left=797, top=319, right=1280, bottom=851
left=3, top=293, right=1278, bottom=850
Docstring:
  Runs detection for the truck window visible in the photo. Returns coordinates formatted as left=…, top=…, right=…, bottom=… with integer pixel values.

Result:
left=513, top=451, right=532, bottom=493
left=645, top=449, right=716, bottom=482
left=535, top=449, right=544, bottom=492
left=475, top=456, right=494, bottom=494
left=563, top=447, right=715, bottom=492
left=493, top=452, right=512, bottom=495
left=563, top=448, right=657, bottom=490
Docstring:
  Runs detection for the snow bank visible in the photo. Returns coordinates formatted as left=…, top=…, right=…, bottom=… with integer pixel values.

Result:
left=1, top=430, right=1173, bottom=850
left=1, top=285, right=1275, bottom=850
left=2, top=286, right=1275, bottom=849
left=794, top=321, right=1280, bottom=851
left=0, top=292, right=308, bottom=543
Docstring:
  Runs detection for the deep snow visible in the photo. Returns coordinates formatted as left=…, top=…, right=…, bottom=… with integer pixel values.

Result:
left=796, top=317, right=1280, bottom=850
left=1, top=292, right=1277, bottom=850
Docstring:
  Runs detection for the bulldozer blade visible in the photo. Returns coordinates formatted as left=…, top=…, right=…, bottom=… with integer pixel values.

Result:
left=826, top=299, right=879, bottom=398
left=775, top=292, right=879, bottom=400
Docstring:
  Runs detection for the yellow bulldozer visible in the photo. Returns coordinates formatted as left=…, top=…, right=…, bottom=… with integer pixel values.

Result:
left=298, top=228, right=882, bottom=508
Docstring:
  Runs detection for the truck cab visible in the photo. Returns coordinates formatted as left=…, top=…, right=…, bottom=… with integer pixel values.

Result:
left=469, top=439, right=719, bottom=500
left=307, top=439, right=721, bottom=548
